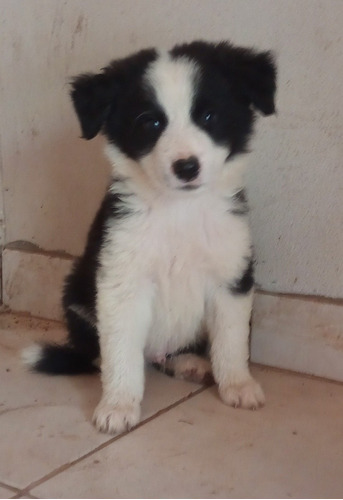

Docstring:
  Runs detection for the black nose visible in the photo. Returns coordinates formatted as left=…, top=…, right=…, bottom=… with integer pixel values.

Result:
left=172, top=157, right=200, bottom=182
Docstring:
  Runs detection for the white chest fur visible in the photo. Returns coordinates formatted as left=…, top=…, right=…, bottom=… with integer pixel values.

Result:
left=98, top=190, right=251, bottom=358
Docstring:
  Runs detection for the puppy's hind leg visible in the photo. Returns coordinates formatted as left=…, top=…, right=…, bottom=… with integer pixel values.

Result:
left=158, top=353, right=214, bottom=385
left=153, top=341, right=214, bottom=385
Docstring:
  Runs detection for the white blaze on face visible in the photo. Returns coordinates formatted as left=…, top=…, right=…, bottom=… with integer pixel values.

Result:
left=141, top=54, right=229, bottom=191
left=145, top=54, right=197, bottom=128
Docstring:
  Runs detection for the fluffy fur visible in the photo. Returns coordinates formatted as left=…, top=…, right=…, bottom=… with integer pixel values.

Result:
left=23, top=40, right=276, bottom=434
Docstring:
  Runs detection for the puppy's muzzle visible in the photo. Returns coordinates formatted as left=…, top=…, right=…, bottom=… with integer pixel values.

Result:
left=172, top=156, right=200, bottom=182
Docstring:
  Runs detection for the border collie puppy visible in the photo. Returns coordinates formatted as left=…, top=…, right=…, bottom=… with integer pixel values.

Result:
left=24, top=40, right=276, bottom=434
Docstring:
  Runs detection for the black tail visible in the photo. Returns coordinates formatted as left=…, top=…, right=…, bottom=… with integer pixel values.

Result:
left=22, top=343, right=99, bottom=375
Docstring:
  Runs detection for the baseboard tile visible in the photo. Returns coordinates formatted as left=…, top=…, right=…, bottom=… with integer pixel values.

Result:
left=251, top=292, right=343, bottom=382
left=2, top=247, right=343, bottom=382
left=2, top=247, right=73, bottom=321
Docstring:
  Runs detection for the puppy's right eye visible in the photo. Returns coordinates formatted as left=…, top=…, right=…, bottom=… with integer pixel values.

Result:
left=134, top=112, right=163, bottom=133
left=199, top=109, right=218, bottom=128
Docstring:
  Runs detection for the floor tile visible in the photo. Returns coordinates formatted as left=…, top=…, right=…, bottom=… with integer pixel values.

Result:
left=13, top=496, right=38, bottom=499
left=0, top=485, right=17, bottom=499
left=0, top=314, right=202, bottom=489
left=33, top=367, right=343, bottom=498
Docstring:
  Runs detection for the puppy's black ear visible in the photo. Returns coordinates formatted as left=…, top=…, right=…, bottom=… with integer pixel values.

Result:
left=227, top=45, right=277, bottom=115
left=172, top=41, right=276, bottom=115
left=70, top=73, right=115, bottom=140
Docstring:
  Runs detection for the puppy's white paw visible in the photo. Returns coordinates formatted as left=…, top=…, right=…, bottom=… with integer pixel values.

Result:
left=219, top=377, right=265, bottom=410
left=93, top=400, right=141, bottom=434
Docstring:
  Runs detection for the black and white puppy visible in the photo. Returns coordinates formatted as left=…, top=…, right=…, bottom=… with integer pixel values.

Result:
left=24, top=41, right=276, bottom=434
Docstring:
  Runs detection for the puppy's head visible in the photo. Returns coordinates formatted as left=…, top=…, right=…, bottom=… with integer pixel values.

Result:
left=71, top=41, right=276, bottom=193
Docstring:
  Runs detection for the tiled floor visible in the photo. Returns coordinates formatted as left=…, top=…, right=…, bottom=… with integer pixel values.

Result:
left=1, top=313, right=343, bottom=499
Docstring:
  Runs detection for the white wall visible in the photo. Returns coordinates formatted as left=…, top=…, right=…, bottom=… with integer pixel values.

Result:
left=0, top=0, right=342, bottom=298
left=0, top=141, right=4, bottom=251
left=0, top=137, right=5, bottom=298
left=0, top=140, right=4, bottom=300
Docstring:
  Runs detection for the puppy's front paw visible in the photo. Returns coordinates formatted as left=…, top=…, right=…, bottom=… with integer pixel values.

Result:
left=219, top=377, right=265, bottom=410
left=93, top=399, right=141, bottom=434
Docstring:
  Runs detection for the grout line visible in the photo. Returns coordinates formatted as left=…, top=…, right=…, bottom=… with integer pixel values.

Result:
left=17, top=384, right=210, bottom=496
left=4, top=241, right=75, bottom=261
left=253, top=361, right=343, bottom=387
left=11, top=493, right=38, bottom=499
left=255, top=288, right=343, bottom=306
left=0, top=309, right=64, bottom=326
left=0, top=481, right=20, bottom=493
